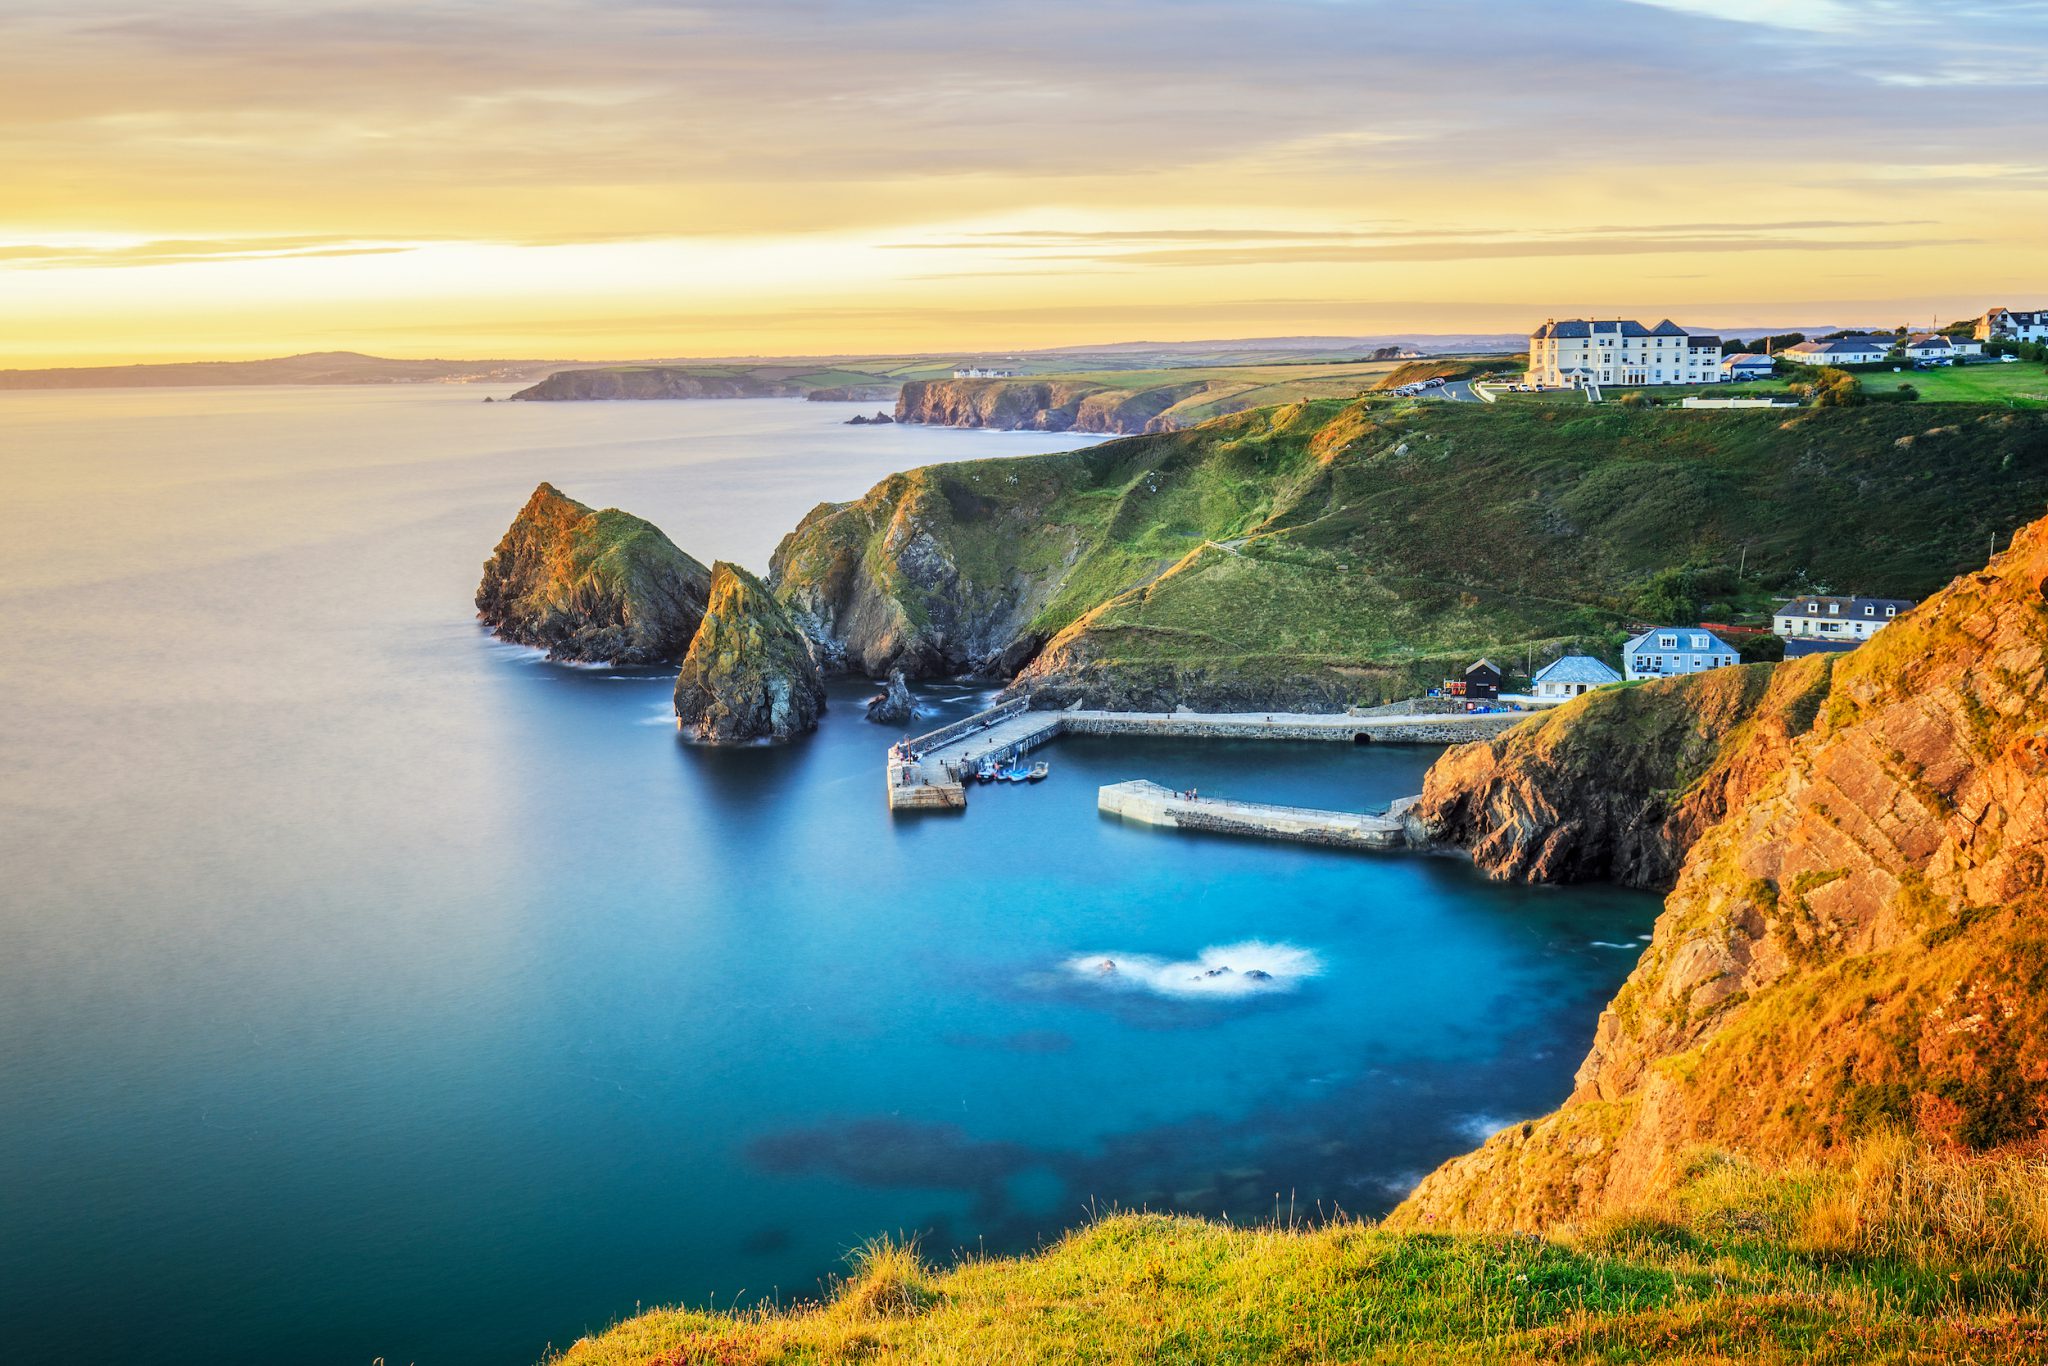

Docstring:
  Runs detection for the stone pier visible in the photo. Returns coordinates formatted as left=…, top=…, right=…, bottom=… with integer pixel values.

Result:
left=1098, top=780, right=1422, bottom=851
left=887, top=702, right=1525, bottom=813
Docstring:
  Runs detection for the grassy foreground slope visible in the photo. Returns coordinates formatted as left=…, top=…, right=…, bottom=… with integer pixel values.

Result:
left=775, top=396, right=2048, bottom=706
left=556, top=1137, right=2048, bottom=1365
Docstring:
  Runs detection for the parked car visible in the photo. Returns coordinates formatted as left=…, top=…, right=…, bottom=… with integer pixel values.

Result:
left=2001, top=354, right=2021, bottom=363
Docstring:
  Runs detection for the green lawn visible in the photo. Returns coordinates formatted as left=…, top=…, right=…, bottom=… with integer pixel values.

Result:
left=1665, top=363, right=2048, bottom=408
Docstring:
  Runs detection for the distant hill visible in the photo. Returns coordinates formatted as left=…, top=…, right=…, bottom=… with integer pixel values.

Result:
left=1, top=337, right=1527, bottom=393
left=0, top=351, right=576, bottom=390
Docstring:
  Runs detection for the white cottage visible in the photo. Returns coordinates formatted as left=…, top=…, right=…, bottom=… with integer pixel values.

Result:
left=1531, top=654, right=1623, bottom=699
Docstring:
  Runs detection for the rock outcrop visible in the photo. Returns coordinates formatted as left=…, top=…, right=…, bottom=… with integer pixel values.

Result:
left=476, top=483, right=711, bottom=665
left=673, top=563, right=828, bottom=742
left=864, top=669, right=919, bottom=726
left=1417, top=658, right=1835, bottom=887
left=1392, top=511, right=2048, bottom=1233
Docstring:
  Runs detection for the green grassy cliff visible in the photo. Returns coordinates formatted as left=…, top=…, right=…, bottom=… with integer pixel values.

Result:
left=476, top=482, right=712, bottom=664
left=772, top=398, right=2048, bottom=707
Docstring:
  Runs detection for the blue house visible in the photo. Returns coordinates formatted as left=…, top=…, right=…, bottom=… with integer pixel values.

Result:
left=1623, top=627, right=1740, bottom=681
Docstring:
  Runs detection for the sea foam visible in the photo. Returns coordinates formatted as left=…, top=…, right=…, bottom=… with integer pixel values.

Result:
left=1063, top=940, right=1322, bottom=999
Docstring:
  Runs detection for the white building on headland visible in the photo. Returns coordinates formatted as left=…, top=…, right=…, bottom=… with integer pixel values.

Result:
left=1976, top=308, right=2048, bottom=343
left=1527, top=319, right=1726, bottom=388
left=952, top=366, right=1020, bottom=379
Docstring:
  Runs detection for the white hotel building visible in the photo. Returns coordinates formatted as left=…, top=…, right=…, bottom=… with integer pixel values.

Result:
left=1528, top=319, right=1726, bottom=388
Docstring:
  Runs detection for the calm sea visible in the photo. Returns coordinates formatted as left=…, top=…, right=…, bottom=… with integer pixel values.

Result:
left=0, top=388, right=1657, bottom=1365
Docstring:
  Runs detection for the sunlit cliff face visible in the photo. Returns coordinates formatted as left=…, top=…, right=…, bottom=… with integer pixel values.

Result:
left=4, top=0, right=2046, bottom=365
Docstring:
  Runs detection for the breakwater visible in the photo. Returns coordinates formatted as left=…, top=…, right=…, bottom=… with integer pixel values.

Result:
left=1098, top=780, right=1421, bottom=852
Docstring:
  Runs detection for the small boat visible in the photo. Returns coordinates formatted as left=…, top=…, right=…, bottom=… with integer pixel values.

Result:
left=977, top=759, right=999, bottom=783
left=1026, top=761, right=1049, bottom=782
left=1003, top=765, right=1030, bottom=783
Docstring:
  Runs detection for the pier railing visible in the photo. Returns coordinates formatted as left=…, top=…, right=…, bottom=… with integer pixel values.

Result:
left=903, top=697, right=1029, bottom=754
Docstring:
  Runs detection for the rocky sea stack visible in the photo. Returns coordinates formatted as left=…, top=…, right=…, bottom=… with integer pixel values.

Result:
left=673, top=562, right=828, bottom=743
left=863, top=668, right=919, bottom=726
left=476, top=483, right=711, bottom=665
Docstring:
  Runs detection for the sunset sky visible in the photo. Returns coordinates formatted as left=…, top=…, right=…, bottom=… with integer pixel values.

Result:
left=5, top=0, right=2047, bottom=366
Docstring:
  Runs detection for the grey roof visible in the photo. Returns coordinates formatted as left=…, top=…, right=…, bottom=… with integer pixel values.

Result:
left=1905, top=335, right=1954, bottom=350
left=1785, top=638, right=1860, bottom=657
left=1775, top=595, right=1917, bottom=615
left=1465, top=658, right=1503, bottom=676
left=1624, top=627, right=1739, bottom=655
left=1533, top=317, right=1712, bottom=341
left=1533, top=654, right=1623, bottom=686
left=1722, top=352, right=1774, bottom=367
left=1785, top=338, right=1887, bottom=357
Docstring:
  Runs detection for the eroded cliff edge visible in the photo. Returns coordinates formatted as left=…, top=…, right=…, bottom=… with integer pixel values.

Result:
left=1417, top=658, right=1835, bottom=887
left=476, top=483, right=712, bottom=665
left=1391, top=511, right=2048, bottom=1232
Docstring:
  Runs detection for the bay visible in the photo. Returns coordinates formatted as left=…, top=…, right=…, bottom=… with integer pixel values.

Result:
left=0, top=388, right=1656, bottom=1365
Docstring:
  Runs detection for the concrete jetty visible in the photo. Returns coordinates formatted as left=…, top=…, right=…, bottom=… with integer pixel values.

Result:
left=1098, top=780, right=1419, bottom=851
left=887, top=700, right=1523, bottom=812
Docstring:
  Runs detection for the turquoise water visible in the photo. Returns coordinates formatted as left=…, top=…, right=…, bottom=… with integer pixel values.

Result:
left=0, top=389, right=1657, bottom=1365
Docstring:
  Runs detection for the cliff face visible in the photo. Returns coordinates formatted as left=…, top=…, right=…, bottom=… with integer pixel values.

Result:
left=895, top=377, right=1209, bottom=435
left=1418, top=658, right=1834, bottom=887
left=769, top=451, right=1116, bottom=680
left=673, top=563, right=828, bottom=742
left=476, top=483, right=712, bottom=665
left=1393, top=512, right=2048, bottom=1232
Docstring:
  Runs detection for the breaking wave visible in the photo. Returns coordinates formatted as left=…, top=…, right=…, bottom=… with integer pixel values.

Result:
left=1062, top=940, right=1322, bottom=999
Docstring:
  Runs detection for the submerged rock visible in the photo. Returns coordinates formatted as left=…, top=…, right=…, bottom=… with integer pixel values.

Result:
left=864, top=669, right=919, bottom=726
left=476, top=482, right=711, bottom=665
left=673, top=562, right=828, bottom=742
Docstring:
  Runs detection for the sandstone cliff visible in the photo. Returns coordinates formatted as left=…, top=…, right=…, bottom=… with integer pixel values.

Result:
left=673, top=563, right=828, bottom=742
left=1418, top=658, right=1835, bottom=887
left=476, top=483, right=711, bottom=665
left=1392, top=510, right=2048, bottom=1232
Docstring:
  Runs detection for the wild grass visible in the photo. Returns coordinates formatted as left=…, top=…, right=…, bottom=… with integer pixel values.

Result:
left=550, top=1140, right=2048, bottom=1365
